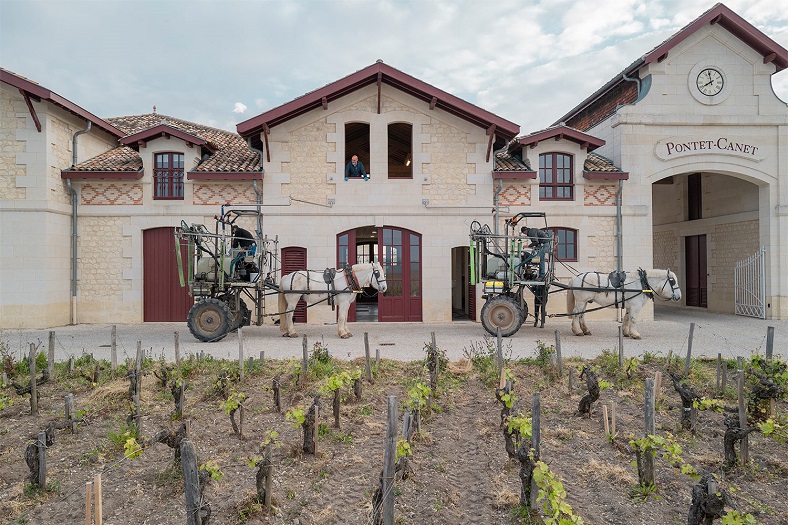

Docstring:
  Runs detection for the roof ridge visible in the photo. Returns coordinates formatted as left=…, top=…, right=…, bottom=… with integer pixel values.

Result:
left=107, top=113, right=241, bottom=137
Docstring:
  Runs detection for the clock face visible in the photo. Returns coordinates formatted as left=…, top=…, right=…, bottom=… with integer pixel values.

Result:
left=696, top=68, right=724, bottom=96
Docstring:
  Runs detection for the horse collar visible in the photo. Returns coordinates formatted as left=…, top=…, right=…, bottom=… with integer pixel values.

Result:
left=345, top=265, right=361, bottom=292
left=638, top=268, right=654, bottom=300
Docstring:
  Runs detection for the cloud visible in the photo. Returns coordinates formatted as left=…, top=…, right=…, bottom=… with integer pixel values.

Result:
left=232, top=102, right=247, bottom=114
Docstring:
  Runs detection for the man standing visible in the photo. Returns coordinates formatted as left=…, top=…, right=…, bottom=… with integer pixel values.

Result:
left=345, top=155, right=368, bottom=181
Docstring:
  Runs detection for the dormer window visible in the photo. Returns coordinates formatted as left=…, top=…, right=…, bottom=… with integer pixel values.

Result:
left=154, top=152, right=184, bottom=200
left=539, top=152, right=573, bottom=201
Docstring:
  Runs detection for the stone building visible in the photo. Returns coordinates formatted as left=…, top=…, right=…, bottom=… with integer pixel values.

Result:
left=1, top=3, right=786, bottom=330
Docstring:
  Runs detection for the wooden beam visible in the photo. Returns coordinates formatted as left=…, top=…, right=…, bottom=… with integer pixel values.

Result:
left=657, top=52, right=668, bottom=63
left=137, top=140, right=145, bottom=149
left=163, top=132, right=170, bottom=139
left=19, top=89, right=42, bottom=132
left=485, top=124, right=496, bottom=163
left=321, top=96, right=328, bottom=110
left=554, top=134, right=564, bottom=141
left=710, top=14, right=721, bottom=25
left=376, top=72, right=382, bottom=115
left=530, top=141, right=539, bottom=149
left=581, top=141, right=589, bottom=151
left=764, top=52, right=777, bottom=65
left=429, top=96, right=437, bottom=110
left=262, top=124, right=271, bottom=163
left=186, top=142, right=193, bottom=148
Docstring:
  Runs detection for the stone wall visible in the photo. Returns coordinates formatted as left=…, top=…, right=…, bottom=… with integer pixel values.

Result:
left=422, top=120, right=474, bottom=205
left=709, top=219, right=759, bottom=298
left=82, top=183, right=143, bottom=205
left=584, top=183, right=618, bottom=206
left=498, top=183, right=531, bottom=206
left=586, top=216, right=617, bottom=270
left=47, top=112, right=77, bottom=206
left=0, top=86, right=26, bottom=199
left=77, top=216, right=133, bottom=301
left=280, top=119, right=336, bottom=203
left=653, top=230, right=679, bottom=272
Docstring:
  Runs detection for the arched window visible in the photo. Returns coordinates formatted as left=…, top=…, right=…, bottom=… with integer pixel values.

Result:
left=345, top=122, right=370, bottom=178
left=154, top=152, right=184, bottom=200
left=539, top=153, right=573, bottom=201
left=388, top=123, right=412, bottom=179
left=547, top=227, right=577, bottom=261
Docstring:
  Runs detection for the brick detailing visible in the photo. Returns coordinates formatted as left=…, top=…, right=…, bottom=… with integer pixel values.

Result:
left=566, top=81, right=638, bottom=131
left=587, top=216, right=617, bottom=270
left=653, top=230, right=679, bottom=271
left=194, top=183, right=257, bottom=205
left=584, top=184, right=618, bottom=206
left=77, top=217, right=132, bottom=300
left=0, top=87, right=26, bottom=199
left=498, top=183, right=531, bottom=206
left=710, top=220, right=759, bottom=296
left=81, top=183, right=143, bottom=205
left=422, top=120, right=475, bottom=205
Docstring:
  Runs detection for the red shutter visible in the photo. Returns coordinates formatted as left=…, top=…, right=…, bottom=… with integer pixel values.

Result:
left=281, top=247, right=308, bottom=323
left=143, top=227, right=193, bottom=322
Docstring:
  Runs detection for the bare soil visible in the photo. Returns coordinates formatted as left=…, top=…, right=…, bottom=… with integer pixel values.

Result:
left=1, top=348, right=786, bottom=525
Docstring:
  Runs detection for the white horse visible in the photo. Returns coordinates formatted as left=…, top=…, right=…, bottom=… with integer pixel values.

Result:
left=278, top=262, right=387, bottom=339
left=566, top=268, right=681, bottom=339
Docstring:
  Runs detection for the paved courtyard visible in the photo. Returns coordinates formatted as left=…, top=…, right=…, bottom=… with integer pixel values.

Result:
left=2, top=306, right=784, bottom=365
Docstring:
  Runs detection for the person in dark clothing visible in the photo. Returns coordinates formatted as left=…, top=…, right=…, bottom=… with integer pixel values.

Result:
left=231, top=224, right=255, bottom=251
left=345, top=155, right=368, bottom=181
left=520, top=226, right=551, bottom=279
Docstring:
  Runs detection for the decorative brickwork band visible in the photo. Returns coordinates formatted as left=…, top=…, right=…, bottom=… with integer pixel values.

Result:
left=81, top=183, right=143, bottom=205
left=584, top=184, right=617, bottom=206
left=194, top=183, right=257, bottom=205
left=498, top=183, right=531, bottom=206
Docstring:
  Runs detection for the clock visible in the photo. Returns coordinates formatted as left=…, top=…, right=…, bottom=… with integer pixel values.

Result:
left=696, top=68, right=723, bottom=96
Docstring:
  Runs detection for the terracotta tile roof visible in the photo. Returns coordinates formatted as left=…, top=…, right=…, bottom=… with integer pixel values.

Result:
left=584, top=152, right=622, bottom=172
left=70, top=114, right=261, bottom=173
left=70, top=146, right=142, bottom=172
left=494, top=151, right=532, bottom=171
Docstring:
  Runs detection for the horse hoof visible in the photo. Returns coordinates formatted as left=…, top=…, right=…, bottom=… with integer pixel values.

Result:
left=583, top=331, right=592, bottom=336
left=573, top=332, right=584, bottom=337
left=287, top=333, right=299, bottom=338
left=340, top=333, right=352, bottom=339
left=631, top=334, right=641, bottom=340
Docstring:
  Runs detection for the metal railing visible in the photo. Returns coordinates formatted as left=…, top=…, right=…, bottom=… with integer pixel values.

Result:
left=734, top=247, right=765, bottom=319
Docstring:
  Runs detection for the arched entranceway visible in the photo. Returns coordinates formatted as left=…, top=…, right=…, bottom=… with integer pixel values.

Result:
left=143, top=227, right=193, bottom=322
left=652, top=171, right=761, bottom=314
left=337, top=226, right=422, bottom=322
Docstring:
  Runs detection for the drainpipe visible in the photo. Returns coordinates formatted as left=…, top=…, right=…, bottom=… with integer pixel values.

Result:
left=621, top=71, right=641, bottom=98
left=68, top=121, right=92, bottom=325
left=492, top=138, right=510, bottom=236
left=247, top=136, right=265, bottom=233
left=616, top=179, right=623, bottom=273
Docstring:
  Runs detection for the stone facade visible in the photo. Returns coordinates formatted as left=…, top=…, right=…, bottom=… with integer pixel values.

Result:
left=193, top=183, right=257, bottom=205
left=82, top=183, right=143, bottom=205
left=0, top=85, right=26, bottom=200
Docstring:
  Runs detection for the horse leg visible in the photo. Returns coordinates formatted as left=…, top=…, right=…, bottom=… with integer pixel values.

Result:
left=570, top=294, right=585, bottom=336
left=281, top=295, right=299, bottom=338
left=580, top=301, right=592, bottom=335
left=628, top=302, right=643, bottom=339
left=622, top=309, right=631, bottom=337
left=338, top=300, right=352, bottom=339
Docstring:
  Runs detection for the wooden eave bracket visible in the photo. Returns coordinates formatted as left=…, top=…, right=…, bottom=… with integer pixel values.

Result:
left=262, top=124, right=271, bottom=163
left=485, top=124, right=496, bottom=163
left=19, top=89, right=42, bottom=132
left=764, top=52, right=777, bottom=65
left=429, top=96, right=438, bottom=110
left=321, top=96, right=328, bottom=110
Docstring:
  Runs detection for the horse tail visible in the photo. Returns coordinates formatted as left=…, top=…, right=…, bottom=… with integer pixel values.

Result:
left=278, top=292, right=288, bottom=333
left=566, top=279, right=575, bottom=315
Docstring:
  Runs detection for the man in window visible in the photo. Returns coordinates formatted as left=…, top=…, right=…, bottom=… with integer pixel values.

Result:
left=345, top=155, right=369, bottom=181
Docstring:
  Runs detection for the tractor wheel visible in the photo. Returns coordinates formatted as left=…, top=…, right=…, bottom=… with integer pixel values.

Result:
left=229, top=299, right=250, bottom=332
left=187, top=298, right=232, bottom=342
left=480, top=295, right=524, bottom=337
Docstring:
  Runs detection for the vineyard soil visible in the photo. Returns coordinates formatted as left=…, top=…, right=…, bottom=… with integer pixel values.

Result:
left=0, top=350, right=786, bottom=525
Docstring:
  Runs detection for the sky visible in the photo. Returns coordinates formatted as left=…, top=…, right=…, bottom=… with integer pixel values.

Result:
left=1, top=0, right=787, bottom=134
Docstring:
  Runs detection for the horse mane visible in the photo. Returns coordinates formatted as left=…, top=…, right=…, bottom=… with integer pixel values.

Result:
left=641, top=268, right=672, bottom=279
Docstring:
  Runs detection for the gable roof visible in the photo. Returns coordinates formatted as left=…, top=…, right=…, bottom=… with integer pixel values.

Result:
left=64, top=113, right=261, bottom=178
left=237, top=60, right=519, bottom=141
left=514, top=125, right=605, bottom=152
left=0, top=67, right=125, bottom=138
left=553, top=3, right=788, bottom=125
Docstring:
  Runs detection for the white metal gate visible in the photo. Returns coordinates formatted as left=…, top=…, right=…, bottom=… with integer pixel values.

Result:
left=734, top=247, right=766, bottom=319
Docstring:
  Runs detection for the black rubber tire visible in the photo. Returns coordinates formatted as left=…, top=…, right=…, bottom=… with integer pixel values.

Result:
left=480, top=295, right=525, bottom=337
left=187, top=297, right=232, bottom=342
left=229, top=299, right=250, bottom=332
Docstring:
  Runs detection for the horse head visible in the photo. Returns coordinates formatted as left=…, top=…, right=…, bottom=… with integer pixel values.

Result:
left=651, top=269, right=682, bottom=301
left=370, top=261, right=387, bottom=293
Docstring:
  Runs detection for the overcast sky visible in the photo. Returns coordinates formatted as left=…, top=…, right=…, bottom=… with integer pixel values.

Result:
left=2, top=0, right=787, bottom=134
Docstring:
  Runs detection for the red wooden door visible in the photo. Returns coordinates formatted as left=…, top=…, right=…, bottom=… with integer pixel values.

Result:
left=143, top=227, right=193, bottom=322
left=281, top=247, right=308, bottom=323
left=685, top=234, right=707, bottom=307
left=378, top=227, right=422, bottom=322
left=337, top=231, right=357, bottom=322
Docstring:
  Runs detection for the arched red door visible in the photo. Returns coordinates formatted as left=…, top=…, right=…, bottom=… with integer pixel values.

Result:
left=143, top=227, right=193, bottom=322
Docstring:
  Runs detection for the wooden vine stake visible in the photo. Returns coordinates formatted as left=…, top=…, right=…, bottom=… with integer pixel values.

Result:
left=93, top=473, right=103, bottom=525
left=530, top=392, right=541, bottom=509
left=496, top=327, right=503, bottom=379
left=685, top=322, right=695, bottom=376
left=602, top=404, right=610, bottom=436
left=554, top=330, right=563, bottom=377
left=618, top=325, right=624, bottom=369
left=737, top=367, right=749, bottom=463
left=85, top=481, right=92, bottom=525
left=135, top=340, right=143, bottom=399
left=765, top=326, right=774, bottom=360
left=716, top=353, right=722, bottom=392
left=639, top=378, right=656, bottom=488
left=301, top=335, right=308, bottom=384
left=111, top=325, right=117, bottom=370
left=174, top=331, right=181, bottom=366
left=364, top=333, right=373, bottom=383
left=238, top=327, right=245, bottom=382
left=48, top=331, right=55, bottom=379
left=272, top=372, right=282, bottom=412
left=29, top=343, right=38, bottom=415
left=382, top=395, right=397, bottom=525
left=611, top=401, right=617, bottom=435
left=181, top=439, right=204, bottom=525
left=37, top=430, right=47, bottom=488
